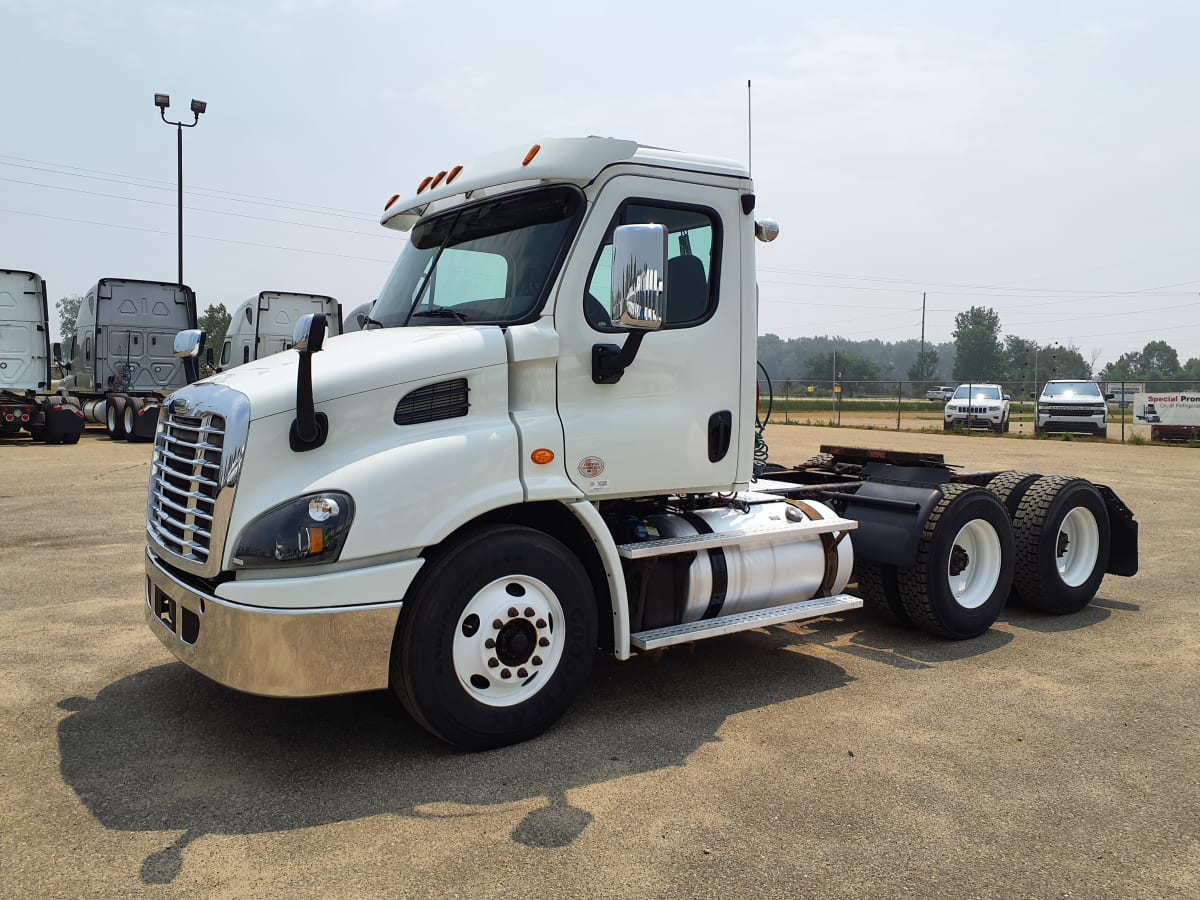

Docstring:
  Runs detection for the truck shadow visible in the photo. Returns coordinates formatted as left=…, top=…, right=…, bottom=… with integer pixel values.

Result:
left=58, top=633, right=851, bottom=885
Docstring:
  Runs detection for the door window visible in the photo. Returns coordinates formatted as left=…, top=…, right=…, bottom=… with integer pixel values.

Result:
left=585, top=202, right=720, bottom=331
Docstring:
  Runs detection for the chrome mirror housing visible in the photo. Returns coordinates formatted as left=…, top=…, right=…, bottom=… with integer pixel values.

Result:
left=173, top=329, right=206, bottom=359
left=610, top=224, right=667, bottom=331
left=754, top=218, right=780, bottom=242
left=292, top=313, right=327, bottom=353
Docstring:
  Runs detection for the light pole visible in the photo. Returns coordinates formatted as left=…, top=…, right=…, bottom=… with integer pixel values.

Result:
left=154, top=93, right=206, bottom=286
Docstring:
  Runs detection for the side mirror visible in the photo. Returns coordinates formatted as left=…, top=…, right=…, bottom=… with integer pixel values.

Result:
left=292, top=313, right=326, bottom=353
left=610, top=224, right=667, bottom=330
left=173, top=329, right=206, bottom=359
left=1104, top=392, right=1115, bottom=401
left=1003, top=394, right=1011, bottom=402
left=1028, top=391, right=1037, bottom=400
left=355, top=312, right=369, bottom=330
left=52, top=342, right=62, bottom=362
left=205, top=347, right=215, bottom=367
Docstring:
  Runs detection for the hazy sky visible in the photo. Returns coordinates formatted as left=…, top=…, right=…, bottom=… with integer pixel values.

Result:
left=2, top=0, right=1197, bottom=370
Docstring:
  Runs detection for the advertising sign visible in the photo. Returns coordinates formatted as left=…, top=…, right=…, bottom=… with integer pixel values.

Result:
left=1133, top=392, right=1200, bottom=426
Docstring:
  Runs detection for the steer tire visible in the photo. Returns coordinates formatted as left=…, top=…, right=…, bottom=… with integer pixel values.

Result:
left=1010, top=476, right=1111, bottom=615
left=106, top=396, right=128, bottom=441
left=855, top=560, right=911, bottom=626
left=985, top=471, right=1041, bottom=519
left=896, top=484, right=1014, bottom=640
left=391, top=523, right=597, bottom=751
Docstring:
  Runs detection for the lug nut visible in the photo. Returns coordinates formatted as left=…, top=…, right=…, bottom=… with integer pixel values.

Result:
left=500, top=669, right=511, bottom=679
left=507, top=607, right=518, bottom=617
left=532, top=655, right=543, bottom=666
left=538, top=637, right=550, bottom=647
left=536, top=618, right=546, bottom=628
left=517, top=668, right=528, bottom=679
left=484, top=638, right=496, bottom=649
left=493, top=619, right=503, bottom=629
left=488, top=658, right=499, bottom=668
left=524, top=607, right=534, bottom=617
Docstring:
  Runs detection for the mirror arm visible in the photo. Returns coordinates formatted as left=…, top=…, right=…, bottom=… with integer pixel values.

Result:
left=289, top=351, right=328, bottom=452
left=591, top=331, right=646, bottom=385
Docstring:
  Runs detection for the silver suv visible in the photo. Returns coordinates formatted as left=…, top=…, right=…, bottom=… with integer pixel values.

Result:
left=1036, top=380, right=1108, bottom=437
left=944, top=383, right=1011, bottom=433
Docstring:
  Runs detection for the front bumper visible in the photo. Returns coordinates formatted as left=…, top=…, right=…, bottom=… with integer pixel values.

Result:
left=145, top=549, right=402, bottom=697
left=945, top=411, right=1003, bottom=427
left=1037, top=414, right=1106, bottom=434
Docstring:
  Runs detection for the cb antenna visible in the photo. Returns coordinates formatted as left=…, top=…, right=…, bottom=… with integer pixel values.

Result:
left=747, top=79, right=753, bottom=174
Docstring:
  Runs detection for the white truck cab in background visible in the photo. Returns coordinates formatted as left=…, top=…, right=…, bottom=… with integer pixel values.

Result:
left=143, top=137, right=1138, bottom=750
left=219, top=291, right=342, bottom=370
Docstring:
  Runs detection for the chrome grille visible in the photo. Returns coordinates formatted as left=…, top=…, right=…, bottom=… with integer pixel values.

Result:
left=1043, top=405, right=1105, bottom=416
left=148, top=411, right=226, bottom=566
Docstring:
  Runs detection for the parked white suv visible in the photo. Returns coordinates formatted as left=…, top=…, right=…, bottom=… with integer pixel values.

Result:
left=944, top=383, right=1011, bottom=433
left=1036, top=380, right=1108, bottom=437
left=925, top=385, right=956, bottom=401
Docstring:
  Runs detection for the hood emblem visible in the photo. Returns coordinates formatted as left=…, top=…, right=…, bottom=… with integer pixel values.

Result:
left=169, top=397, right=191, bottom=416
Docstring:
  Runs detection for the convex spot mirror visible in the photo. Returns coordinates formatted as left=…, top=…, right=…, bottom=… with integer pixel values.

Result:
left=293, top=313, right=327, bottom=353
left=173, top=329, right=206, bottom=359
left=610, top=223, right=667, bottom=331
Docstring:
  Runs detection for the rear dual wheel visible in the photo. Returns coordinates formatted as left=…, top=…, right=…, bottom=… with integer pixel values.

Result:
left=105, top=396, right=127, bottom=440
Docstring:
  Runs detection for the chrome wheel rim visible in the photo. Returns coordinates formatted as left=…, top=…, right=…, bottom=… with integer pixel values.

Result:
left=124, top=404, right=136, bottom=435
left=452, top=575, right=564, bottom=707
left=1057, top=506, right=1099, bottom=587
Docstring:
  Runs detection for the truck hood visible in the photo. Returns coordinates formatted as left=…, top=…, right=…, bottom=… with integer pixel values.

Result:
left=199, top=327, right=509, bottom=420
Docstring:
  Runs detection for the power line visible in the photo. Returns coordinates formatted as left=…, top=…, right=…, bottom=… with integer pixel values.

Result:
left=0, top=208, right=396, bottom=264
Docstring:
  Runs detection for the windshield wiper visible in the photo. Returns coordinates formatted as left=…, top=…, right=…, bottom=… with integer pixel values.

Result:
left=410, top=306, right=469, bottom=324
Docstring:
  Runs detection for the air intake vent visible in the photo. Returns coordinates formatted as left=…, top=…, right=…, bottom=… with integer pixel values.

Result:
left=394, top=378, right=469, bottom=426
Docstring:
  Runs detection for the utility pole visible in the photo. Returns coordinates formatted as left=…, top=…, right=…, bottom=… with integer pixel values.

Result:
left=919, top=292, right=926, bottom=384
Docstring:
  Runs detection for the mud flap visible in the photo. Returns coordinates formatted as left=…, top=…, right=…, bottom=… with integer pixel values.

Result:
left=131, top=403, right=160, bottom=440
left=1097, top=484, right=1138, bottom=576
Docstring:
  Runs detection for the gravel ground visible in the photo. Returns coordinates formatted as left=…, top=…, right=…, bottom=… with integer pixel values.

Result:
left=0, top=425, right=1196, bottom=898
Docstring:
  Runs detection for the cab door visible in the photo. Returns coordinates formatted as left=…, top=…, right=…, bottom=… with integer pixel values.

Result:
left=554, top=174, right=745, bottom=498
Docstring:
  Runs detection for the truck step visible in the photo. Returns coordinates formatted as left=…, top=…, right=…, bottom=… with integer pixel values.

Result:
left=630, top=593, right=863, bottom=650
left=616, top=517, right=856, bottom=560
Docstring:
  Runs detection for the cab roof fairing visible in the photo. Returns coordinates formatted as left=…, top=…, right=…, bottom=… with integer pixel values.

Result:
left=379, top=136, right=750, bottom=232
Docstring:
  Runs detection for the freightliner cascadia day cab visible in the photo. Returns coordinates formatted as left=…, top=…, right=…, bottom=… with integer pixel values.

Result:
left=58, top=278, right=200, bottom=441
left=144, top=138, right=1139, bottom=750
left=0, top=269, right=86, bottom=443
left=219, top=291, right=343, bottom=370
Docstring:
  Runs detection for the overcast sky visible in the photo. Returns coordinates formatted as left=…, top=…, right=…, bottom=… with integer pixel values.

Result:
left=2, top=0, right=1197, bottom=370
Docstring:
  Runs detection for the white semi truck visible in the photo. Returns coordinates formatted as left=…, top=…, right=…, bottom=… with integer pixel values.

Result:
left=58, top=278, right=200, bottom=441
left=0, top=269, right=86, bottom=444
left=144, top=138, right=1139, bottom=750
left=218, top=291, right=342, bottom=370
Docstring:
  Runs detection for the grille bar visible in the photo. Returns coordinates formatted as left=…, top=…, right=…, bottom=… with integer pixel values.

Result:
left=148, top=408, right=226, bottom=566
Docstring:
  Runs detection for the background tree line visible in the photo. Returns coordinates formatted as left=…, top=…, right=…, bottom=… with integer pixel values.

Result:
left=758, top=304, right=1200, bottom=394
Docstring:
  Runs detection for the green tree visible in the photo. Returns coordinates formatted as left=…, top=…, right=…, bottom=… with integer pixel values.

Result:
left=1140, top=340, right=1180, bottom=378
left=907, top=348, right=939, bottom=386
left=952, top=306, right=1003, bottom=382
left=803, top=350, right=881, bottom=395
left=56, top=295, right=83, bottom=342
left=198, top=303, right=232, bottom=359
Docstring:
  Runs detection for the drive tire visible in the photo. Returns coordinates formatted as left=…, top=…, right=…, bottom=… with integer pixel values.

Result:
left=855, top=560, right=911, bottom=626
left=1011, top=476, right=1110, bottom=614
left=985, top=471, right=1040, bottom=519
left=896, top=484, right=1014, bottom=640
left=106, top=396, right=128, bottom=440
left=391, top=523, right=598, bottom=751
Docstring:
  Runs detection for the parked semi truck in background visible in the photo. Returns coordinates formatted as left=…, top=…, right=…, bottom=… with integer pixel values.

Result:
left=57, top=278, right=199, bottom=441
left=219, top=291, right=342, bottom=370
left=144, top=137, right=1139, bottom=750
left=0, top=269, right=85, bottom=444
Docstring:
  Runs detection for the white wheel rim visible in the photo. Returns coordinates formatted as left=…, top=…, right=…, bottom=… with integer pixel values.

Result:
left=124, top=405, right=136, bottom=434
left=1057, top=506, right=1099, bottom=587
left=946, top=519, right=1003, bottom=609
left=452, top=574, right=565, bottom=708
left=106, top=405, right=117, bottom=431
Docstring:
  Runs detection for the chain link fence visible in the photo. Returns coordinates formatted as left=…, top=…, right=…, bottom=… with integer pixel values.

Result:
left=755, top=379, right=1200, bottom=443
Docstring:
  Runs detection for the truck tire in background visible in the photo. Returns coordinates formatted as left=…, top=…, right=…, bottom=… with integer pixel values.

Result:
left=854, top=560, right=911, bottom=626
left=390, top=523, right=598, bottom=750
left=1011, top=476, right=1111, bottom=615
left=106, top=395, right=128, bottom=441
left=123, top=398, right=153, bottom=441
left=896, top=484, right=1014, bottom=640
left=985, top=471, right=1041, bottom=519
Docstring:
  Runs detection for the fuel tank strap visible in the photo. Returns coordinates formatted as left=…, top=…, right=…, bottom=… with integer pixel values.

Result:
left=678, top=512, right=728, bottom=620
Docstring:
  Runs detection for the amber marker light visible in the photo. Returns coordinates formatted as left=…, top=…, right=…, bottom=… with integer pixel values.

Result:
left=417, top=175, right=433, bottom=193
left=430, top=170, right=448, bottom=189
left=384, top=194, right=400, bottom=210
left=522, top=144, right=541, bottom=166
left=446, top=164, right=463, bottom=183
left=531, top=448, right=555, bottom=465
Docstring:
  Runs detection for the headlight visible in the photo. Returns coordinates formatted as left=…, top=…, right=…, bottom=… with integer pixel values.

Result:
left=232, top=491, right=355, bottom=569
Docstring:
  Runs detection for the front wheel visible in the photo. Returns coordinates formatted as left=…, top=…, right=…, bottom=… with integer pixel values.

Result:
left=896, top=484, right=1014, bottom=640
left=391, top=524, right=598, bottom=750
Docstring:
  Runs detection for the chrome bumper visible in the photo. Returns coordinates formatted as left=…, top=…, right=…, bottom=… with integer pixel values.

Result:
left=144, top=549, right=401, bottom=697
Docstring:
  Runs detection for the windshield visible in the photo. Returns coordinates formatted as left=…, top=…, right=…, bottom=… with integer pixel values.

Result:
left=1043, top=381, right=1101, bottom=398
left=953, top=385, right=1001, bottom=400
left=372, top=185, right=584, bottom=327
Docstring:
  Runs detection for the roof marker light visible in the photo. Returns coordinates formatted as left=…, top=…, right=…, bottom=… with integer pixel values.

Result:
left=417, top=176, right=433, bottom=193
left=384, top=194, right=401, bottom=211
left=522, top=144, right=541, bottom=166
left=430, top=170, right=448, bottom=189
left=446, top=164, right=463, bottom=184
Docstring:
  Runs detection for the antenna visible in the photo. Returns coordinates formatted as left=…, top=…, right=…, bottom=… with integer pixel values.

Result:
left=747, top=79, right=753, bottom=174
